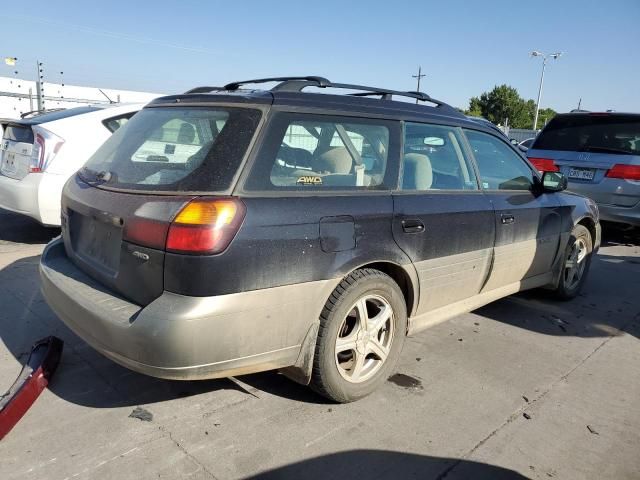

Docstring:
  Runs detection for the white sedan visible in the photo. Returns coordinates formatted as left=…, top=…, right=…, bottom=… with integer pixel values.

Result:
left=0, top=103, right=144, bottom=226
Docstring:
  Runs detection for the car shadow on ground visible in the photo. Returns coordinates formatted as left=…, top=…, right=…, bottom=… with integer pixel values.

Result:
left=0, top=209, right=60, bottom=245
left=247, top=450, right=529, bottom=479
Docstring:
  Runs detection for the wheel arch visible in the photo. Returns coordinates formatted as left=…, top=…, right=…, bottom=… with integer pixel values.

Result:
left=576, top=216, right=598, bottom=248
left=353, top=261, right=418, bottom=318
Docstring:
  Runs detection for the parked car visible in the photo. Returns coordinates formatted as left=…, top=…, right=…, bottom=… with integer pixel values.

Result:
left=527, top=112, right=640, bottom=228
left=0, top=103, right=144, bottom=226
left=518, top=137, right=535, bottom=151
left=465, top=115, right=507, bottom=137
left=39, top=76, right=600, bottom=403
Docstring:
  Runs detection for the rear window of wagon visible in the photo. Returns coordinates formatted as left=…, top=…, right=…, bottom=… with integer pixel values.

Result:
left=80, top=106, right=262, bottom=192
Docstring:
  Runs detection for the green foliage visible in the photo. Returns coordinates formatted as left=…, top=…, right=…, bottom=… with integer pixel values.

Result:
left=465, top=85, right=556, bottom=129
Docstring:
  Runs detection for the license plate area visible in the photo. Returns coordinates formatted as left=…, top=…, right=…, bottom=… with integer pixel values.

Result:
left=568, top=168, right=595, bottom=181
left=1, top=151, right=17, bottom=175
left=69, top=210, right=122, bottom=275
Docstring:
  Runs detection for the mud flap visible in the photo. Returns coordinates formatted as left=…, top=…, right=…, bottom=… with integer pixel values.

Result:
left=0, top=336, right=64, bottom=440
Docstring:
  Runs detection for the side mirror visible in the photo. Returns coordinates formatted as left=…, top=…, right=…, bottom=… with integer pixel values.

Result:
left=510, top=139, right=518, bottom=145
left=541, top=171, right=567, bottom=192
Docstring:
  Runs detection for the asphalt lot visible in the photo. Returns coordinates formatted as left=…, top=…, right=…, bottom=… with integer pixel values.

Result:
left=0, top=208, right=638, bottom=480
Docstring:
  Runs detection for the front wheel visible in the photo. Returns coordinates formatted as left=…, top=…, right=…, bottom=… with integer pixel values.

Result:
left=553, top=224, right=593, bottom=300
left=310, top=269, right=407, bottom=403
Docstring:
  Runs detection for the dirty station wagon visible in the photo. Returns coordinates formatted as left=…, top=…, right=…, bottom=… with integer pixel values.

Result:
left=40, top=76, right=600, bottom=402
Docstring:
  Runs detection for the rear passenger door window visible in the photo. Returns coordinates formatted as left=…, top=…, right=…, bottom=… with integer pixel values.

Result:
left=464, top=129, right=536, bottom=190
left=244, top=112, right=399, bottom=191
left=402, top=123, right=478, bottom=190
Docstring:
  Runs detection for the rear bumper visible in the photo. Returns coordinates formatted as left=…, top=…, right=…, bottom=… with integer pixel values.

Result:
left=597, top=203, right=640, bottom=227
left=567, top=180, right=640, bottom=227
left=0, top=173, right=42, bottom=222
left=40, top=238, right=334, bottom=380
left=0, top=172, right=66, bottom=226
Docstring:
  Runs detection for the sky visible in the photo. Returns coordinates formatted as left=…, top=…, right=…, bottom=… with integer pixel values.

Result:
left=1, top=0, right=638, bottom=113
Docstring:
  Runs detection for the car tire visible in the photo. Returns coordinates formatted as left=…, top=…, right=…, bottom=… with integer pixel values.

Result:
left=310, top=268, right=407, bottom=403
left=553, top=224, right=593, bottom=300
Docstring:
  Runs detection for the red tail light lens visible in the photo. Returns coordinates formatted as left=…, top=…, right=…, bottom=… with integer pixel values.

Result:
left=528, top=157, right=559, bottom=172
left=605, top=164, right=640, bottom=181
left=166, top=198, right=245, bottom=254
left=29, top=127, right=64, bottom=173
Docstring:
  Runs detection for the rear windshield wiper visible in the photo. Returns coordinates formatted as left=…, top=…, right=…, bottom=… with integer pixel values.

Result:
left=80, top=168, right=113, bottom=184
left=580, top=146, right=633, bottom=155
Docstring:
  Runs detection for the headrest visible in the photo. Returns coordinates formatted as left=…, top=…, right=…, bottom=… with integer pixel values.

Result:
left=313, top=147, right=353, bottom=174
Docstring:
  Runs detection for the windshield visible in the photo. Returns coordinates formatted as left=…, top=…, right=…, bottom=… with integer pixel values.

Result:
left=80, top=106, right=262, bottom=192
left=533, top=114, right=640, bottom=155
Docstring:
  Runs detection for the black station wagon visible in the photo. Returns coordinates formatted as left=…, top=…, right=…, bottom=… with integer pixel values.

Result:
left=40, top=76, right=601, bottom=402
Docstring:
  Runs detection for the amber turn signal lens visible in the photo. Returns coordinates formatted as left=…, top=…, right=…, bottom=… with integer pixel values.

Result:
left=166, top=198, right=245, bottom=254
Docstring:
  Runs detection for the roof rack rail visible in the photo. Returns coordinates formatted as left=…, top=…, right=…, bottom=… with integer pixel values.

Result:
left=184, top=86, right=225, bottom=94
left=224, top=76, right=331, bottom=91
left=186, top=76, right=458, bottom=112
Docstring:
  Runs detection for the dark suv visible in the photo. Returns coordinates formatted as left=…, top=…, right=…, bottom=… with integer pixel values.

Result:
left=40, top=76, right=600, bottom=402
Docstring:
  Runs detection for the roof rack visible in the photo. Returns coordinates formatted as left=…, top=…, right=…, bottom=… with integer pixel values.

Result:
left=184, top=76, right=457, bottom=111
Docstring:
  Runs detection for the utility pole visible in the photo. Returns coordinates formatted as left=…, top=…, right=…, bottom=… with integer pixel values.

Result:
left=412, top=66, right=426, bottom=104
left=530, top=51, right=562, bottom=130
left=35, top=60, right=44, bottom=111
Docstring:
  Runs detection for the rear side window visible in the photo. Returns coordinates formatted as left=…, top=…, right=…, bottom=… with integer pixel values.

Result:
left=80, top=107, right=262, bottom=192
left=533, top=114, right=640, bottom=155
left=245, top=112, right=398, bottom=191
left=402, top=123, right=478, bottom=191
left=103, top=113, right=135, bottom=133
left=465, top=129, right=535, bottom=191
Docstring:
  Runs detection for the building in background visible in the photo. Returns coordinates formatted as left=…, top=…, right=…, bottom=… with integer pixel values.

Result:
left=0, top=76, right=161, bottom=119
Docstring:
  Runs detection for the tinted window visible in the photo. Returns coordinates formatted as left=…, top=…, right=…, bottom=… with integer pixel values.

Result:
left=80, top=107, right=261, bottom=192
left=245, top=113, right=397, bottom=191
left=533, top=114, right=640, bottom=155
left=465, top=129, right=535, bottom=191
left=402, top=123, right=477, bottom=191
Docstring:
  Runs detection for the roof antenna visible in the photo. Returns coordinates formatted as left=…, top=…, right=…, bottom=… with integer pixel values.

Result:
left=98, top=88, right=115, bottom=104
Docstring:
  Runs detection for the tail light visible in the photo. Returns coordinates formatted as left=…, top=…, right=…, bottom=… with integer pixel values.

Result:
left=528, top=157, right=559, bottom=172
left=166, top=198, right=245, bottom=254
left=606, top=164, right=640, bottom=181
left=29, top=127, right=64, bottom=173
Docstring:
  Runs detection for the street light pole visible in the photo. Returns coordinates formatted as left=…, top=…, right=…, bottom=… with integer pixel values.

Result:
left=533, top=57, right=547, bottom=130
left=530, top=51, right=563, bottom=130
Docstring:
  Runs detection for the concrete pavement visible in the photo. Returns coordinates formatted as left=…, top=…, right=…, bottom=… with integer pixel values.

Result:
left=0, top=208, right=638, bottom=479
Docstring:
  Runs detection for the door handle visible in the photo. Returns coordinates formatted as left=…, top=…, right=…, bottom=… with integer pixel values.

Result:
left=401, top=219, right=425, bottom=234
left=501, top=214, right=515, bottom=225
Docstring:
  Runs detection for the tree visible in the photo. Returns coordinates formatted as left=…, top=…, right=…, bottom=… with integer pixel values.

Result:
left=465, top=85, right=556, bottom=129
left=536, top=107, right=557, bottom=128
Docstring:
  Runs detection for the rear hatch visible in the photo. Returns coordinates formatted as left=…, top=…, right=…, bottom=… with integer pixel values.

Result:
left=62, top=104, right=263, bottom=306
left=528, top=113, right=640, bottom=206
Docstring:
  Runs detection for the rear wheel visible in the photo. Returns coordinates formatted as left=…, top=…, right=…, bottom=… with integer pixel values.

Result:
left=310, top=269, right=407, bottom=403
left=553, top=224, right=593, bottom=300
